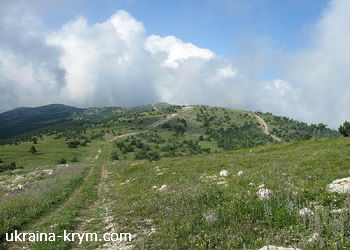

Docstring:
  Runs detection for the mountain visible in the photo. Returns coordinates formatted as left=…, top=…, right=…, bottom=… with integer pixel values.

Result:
left=0, top=103, right=339, bottom=152
left=0, top=104, right=83, bottom=140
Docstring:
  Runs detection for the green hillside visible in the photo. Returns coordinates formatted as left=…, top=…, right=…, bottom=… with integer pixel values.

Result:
left=0, top=104, right=83, bottom=140
left=0, top=103, right=346, bottom=250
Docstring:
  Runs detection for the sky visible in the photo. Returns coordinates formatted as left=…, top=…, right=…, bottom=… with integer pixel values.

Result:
left=0, top=0, right=348, bottom=128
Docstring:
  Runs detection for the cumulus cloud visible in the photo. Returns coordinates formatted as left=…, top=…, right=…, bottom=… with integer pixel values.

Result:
left=144, top=35, right=214, bottom=68
left=0, top=0, right=348, bottom=128
left=280, top=0, right=350, bottom=127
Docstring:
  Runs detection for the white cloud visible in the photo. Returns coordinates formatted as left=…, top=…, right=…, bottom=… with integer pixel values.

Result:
left=265, top=79, right=294, bottom=97
left=0, top=0, right=348, bottom=128
left=279, top=0, right=350, bottom=127
left=217, top=66, right=237, bottom=79
left=144, top=35, right=214, bottom=68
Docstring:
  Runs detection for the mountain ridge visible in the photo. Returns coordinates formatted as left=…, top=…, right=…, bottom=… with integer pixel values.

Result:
left=0, top=103, right=339, bottom=147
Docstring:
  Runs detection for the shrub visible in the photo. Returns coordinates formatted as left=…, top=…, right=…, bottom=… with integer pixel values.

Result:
left=147, top=151, right=160, bottom=162
left=58, top=158, right=67, bottom=164
left=29, top=145, right=37, bottom=154
left=0, top=162, right=17, bottom=172
left=67, top=140, right=80, bottom=148
left=71, top=156, right=79, bottom=162
left=111, top=152, right=119, bottom=161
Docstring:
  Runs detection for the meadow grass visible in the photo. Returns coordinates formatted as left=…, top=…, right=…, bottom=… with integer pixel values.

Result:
left=100, top=137, right=350, bottom=249
left=0, top=136, right=100, bottom=168
left=0, top=165, right=88, bottom=244
left=29, top=165, right=101, bottom=250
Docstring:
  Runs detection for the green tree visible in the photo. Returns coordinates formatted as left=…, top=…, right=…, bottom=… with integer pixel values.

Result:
left=29, top=145, right=37, bottom=154
left=339, top=121, right=350, bottom=137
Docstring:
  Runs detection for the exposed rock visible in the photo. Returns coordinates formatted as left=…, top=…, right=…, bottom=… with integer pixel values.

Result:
left=43, top=169, right=53, bottom=175
left=237, top=171, right=244, bottom=176
left=299, top=207, right=314, bottom=217
left=259, top=245, right=302, bottom=250
left=308, top=232, right=319, bottom=243
left=330, top=208, right=346, bottom=214
left=327, top=177, right=350, bottom=194
left=216, top=181, right=227, bottom=186
left=159, top=184, right=167, bottom=191
left=220, top=170, right=229, bottom=177
left=258, top=188, right=273, bottom=199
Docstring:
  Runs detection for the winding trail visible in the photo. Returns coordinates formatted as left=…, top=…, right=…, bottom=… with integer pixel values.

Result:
left=108, top=105, right=194, bottom=142
left=147, top=105, right=194, bottom=129
left=253, top=114, right=282, bottom=142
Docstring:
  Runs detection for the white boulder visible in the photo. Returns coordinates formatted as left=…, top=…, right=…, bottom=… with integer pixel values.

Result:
left=258, top=188, right=273, bottom=199
left=237, top=171, right=244, bottom=176
left=220, top=170, right=229, bottom=177
left=327, top=177, right=350, bottom=194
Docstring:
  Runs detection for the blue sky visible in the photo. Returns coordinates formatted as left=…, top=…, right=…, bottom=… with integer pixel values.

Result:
left=44, top=0, right=328, bottom=57
left=0, top=0, right=348, bottom=127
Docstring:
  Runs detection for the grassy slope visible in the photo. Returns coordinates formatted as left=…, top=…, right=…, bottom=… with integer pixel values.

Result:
left=102, top=137, right=350, bottom=249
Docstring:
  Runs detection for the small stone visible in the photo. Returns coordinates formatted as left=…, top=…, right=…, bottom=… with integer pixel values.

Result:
left=299, top=207, right=314, bottom=217
left=220, top=170, right=229, bottom=177
left=330, top=208, right=346, bottom=214
left=216, top=181, right=227, bottom=186
left=308, top=232, right=319, bottom=243
left=43, top=169, right=53, bottom=175
left=259, top=246, right=302, bottom=250
left=237, top=171, right=244, bottom=176
left=258, top=188, right=273, bottom=199
left=159, top=185, right=167, bottom=191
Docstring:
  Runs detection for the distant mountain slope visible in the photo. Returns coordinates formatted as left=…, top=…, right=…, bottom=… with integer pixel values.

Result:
left=0, top=104, right=83, bottom=139
left=0, top=103, right=340, bottom=149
